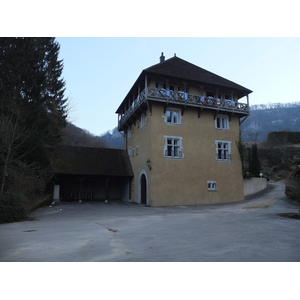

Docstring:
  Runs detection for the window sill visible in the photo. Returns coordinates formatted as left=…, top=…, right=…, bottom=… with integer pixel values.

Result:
left=165, top=123, right=181, bottom=126
left=216, top=159, right=231, bottom=163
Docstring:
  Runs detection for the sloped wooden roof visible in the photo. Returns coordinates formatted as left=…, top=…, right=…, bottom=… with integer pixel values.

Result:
left=116, top=55, right=252, bottom=113
left=144, top=56, right=252, bottom=93
left=49, top=146, right=133, bottom=177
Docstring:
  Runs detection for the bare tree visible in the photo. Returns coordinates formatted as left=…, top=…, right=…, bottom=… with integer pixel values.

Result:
left=61, top=123, right=108, bottom=147
left=0, top=106, right=37, bottom=195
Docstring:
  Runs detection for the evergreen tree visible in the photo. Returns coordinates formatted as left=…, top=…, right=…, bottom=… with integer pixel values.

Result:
left=0, top=37, right=68, bottom=196
left=0, top=38, right=67, bottom=147
left=249, top=143, right=261, bottom=177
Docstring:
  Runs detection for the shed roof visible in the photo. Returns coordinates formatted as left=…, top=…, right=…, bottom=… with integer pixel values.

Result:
left=49, top=146, right=133, bottom=177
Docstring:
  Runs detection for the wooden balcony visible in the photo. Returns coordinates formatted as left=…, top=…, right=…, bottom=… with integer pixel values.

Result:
left=118, top=87, right=249, bottom=129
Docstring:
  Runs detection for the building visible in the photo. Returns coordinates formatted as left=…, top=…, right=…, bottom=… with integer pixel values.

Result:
left=116, top=53, right=252, bottom=206
left=49, top=146, right=133, bottom=202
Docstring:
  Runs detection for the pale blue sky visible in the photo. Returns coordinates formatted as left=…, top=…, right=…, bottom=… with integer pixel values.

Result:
left=56, top=37, right=300, bottom=135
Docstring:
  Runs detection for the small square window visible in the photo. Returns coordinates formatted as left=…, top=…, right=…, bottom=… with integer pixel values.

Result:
left=208, top=181, right=217, bottom=190
left=165, top=108, right=181, bottom=125
left=215, top=115, right=229, bottom=130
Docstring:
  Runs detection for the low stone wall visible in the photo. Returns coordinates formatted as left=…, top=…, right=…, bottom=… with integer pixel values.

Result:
left=243, top=178, right=267, bottom=196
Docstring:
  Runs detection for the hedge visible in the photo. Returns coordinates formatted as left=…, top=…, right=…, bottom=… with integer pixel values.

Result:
left=268, top=131, right=300, bottom=144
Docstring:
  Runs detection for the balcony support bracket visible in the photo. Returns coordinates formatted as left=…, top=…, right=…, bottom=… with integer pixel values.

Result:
left=198, top=107, right=204, bottom=118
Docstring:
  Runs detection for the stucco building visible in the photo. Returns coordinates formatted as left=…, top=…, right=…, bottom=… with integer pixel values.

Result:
left=116, top=53, right=252, bottom=206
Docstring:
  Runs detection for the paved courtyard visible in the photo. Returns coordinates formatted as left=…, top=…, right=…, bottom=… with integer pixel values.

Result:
left=0, top=182, right=299, bottom=262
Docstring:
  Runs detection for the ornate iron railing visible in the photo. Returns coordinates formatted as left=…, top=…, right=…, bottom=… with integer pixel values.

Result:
left=118, top=87, right=249, bottom=128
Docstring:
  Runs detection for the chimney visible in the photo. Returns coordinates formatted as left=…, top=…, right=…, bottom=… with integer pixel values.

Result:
left=160, top=52, right=165, bottom=63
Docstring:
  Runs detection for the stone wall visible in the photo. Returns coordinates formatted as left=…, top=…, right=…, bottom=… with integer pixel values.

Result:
left=244, top=178, right=267, bottom=196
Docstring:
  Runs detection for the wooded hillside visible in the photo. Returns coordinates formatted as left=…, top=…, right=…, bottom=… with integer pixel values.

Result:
left=241, top=102, right=300, bottom=142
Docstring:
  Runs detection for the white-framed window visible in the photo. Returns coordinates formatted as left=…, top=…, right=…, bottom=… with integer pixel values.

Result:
left=127, top=126, right=131, bottom=140
left=165, top=108, right=181, bottom=125
left=140, top=113, right=146, bottom=128
left=215, top=140, right=231, bottom=162
left=136, top=145, right=139, bottom=155
left=207, top=181, right=217, bottom=190
left=164, top=136, right=183, bottom=158
left=128, top=146, right=132, bottom=156
left=215, top=115, right=229, bottom=130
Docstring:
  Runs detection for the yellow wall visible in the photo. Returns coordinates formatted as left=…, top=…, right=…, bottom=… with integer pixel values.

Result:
left=127, top=101, right=244, bottom=206
left=126, top=112, right=152, bottom=204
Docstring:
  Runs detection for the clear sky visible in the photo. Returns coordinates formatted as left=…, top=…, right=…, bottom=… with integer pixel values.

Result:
left=2, top=1, right=300, bottom=136
left=56, top=37, right=300, bottom=136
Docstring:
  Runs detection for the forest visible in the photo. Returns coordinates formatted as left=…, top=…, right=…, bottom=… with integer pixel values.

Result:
left=0, top=38, right=68, bottom=222
left=240, top=102, right=300, bottom=142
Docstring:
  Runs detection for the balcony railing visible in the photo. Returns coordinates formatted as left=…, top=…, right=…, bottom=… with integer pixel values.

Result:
left=118, top=87, right=249, bottom=128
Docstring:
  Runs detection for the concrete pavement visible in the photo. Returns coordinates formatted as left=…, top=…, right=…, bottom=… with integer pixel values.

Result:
left=0, top=182, right=299, bottom=262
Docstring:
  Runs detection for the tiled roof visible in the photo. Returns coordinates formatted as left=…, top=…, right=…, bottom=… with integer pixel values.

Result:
left=144, top=56, right=252, bottom=93
left=49, top=146, right=133, bottom=177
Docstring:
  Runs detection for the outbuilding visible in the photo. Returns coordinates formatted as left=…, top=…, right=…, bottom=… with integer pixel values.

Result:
left=49, top=146, right=133, bottom=202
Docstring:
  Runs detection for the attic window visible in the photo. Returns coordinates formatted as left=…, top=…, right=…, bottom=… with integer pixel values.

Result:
left=178, top=86, right=188, bottom=93
left=206, top=91, right=214, bottom=97
left=156, top=82, right=166, bottom=90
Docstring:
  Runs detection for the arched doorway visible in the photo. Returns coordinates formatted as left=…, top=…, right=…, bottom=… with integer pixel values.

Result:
left=140, top=173, right=147, bottom=205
